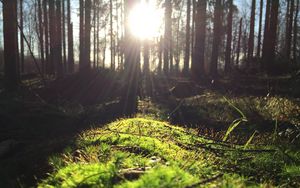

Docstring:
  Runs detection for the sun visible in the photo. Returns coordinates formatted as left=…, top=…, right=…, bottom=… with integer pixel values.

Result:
left=129, top=1, right=163, bottom=40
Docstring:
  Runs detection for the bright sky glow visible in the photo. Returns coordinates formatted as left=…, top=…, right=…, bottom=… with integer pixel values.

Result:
left=129, top=1, right=163, bottom=40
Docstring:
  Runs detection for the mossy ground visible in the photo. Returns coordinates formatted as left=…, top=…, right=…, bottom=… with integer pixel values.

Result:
left=39, top=118, right=300, bottom=187
left=1, top=74, right=300, bottom=187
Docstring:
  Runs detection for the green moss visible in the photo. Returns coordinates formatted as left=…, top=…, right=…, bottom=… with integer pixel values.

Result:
left=39, top=117, right=300, bottom=187
left=39, top=163, right=116, bottom=188
left=115, top=166, right=197, bottom=188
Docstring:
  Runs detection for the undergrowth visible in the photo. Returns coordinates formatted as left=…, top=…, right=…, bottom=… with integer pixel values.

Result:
left=39, top=118, right=300, bottom=187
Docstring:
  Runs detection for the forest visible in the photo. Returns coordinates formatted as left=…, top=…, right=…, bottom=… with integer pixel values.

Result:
left=0, top=0, right=300, bottom=187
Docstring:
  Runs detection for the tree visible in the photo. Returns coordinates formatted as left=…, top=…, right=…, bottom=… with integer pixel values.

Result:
left=85, top=0, right=92, bottom=70
left=62, top=0, right=67, bottom=72
left=20, top=0, right=25, bottom=73
left=49, top=0, right=56, bottom=74
left=3, top=0, right=19, bottom=90
left=110, top=0, right=115, bottom=70
left=192, top=0, right=206, bottom=78
left=163, top=0, right=172, bottom=74
left=183, top=0, right=191, bottom=75
left=236, top=18, right=243, bottom=66
left=293, top=0, right=299, bottom=63
left=67, top=0, right=74, bottom=72
left=262, top=0, right=279, bottom=73
left=56, top=0, right=63, bottom=77
left=158, top=36, right=163, bottom=73
left=79, top=0, right=85, bottom=71
left=285, top=0, right=294, bottom=61
left=257, top=0, right=263, bottom=58
left=122, top=0, right=140, bottom=115
left=210, top=0, right=222, bottom=78
left=43, top=0, right=50, bottom=74
left=38, top=0, right=45, bottom=73
left=225, top=0, right=233, bottom=73
left=247, top=0, right=256, bottom=64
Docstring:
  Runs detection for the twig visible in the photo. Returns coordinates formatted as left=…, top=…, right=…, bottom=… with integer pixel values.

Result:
left=186, top=174, right=224, bottom=188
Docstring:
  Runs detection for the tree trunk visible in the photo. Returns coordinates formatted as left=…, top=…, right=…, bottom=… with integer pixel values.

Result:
left=236, top=18, right=243, bottom=66
left=110, top=0, right=115, bottom=70
left=158, top=36, right=163, bottom=73
left=191, top=0, right=196, bottom=65
left=210, top=0, right=222, bottom=78
left=3, top=0, right=19, bottom=90
left=247, top=0, right=256, bottom=65
left=62, top=0, right=67, bottom=72
left=79, top=0, right=85, bottom=71
left=56, top=0, right=63, bottom=77
left=67, top=0, right=74, bottom=72
left=262, top=0, right=271, bottom=70
left=262, top=0, right=279, bottom=73
left=93, top=0, right=96, bottom=68
left=183, top=0, right=191, bottom=75
left=293, top=0, right=299, bottom=63
left=38, top=0, right=45, bottom=74
left=20, top=0, right=25, bottom=74
left=49, top=0, right=56, bottom=74
left=285, top=0, right=294, bottom=61
left=85, top=0, right=92, bottom=70
left=96, top=1, right=100, bottom=68
left=257, top=0, right=263, bottom=58
left=43, top=0, right=50, bottom=74
left=163, top=0, right=172, bottom=74
left=192, top=0, right=206, bottom=78
left=225, top=0, right=233, bottom=73
left=123, top=0, right=140, bottom=116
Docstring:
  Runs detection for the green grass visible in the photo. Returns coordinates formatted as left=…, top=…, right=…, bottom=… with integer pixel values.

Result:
left=38, top=117, right=300, bottom=187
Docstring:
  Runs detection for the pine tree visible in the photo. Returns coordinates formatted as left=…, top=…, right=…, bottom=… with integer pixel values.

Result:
left=3, top=0, right=19, bottom=90
left=183, top=0, right=191, bottom=75
left=210, top=0, right=222, bottom=78
left=225, top=0, right=233, bottom=73
left=192, top=0, right=206, bottom=78
left=247, top=0, right=256, bottom=64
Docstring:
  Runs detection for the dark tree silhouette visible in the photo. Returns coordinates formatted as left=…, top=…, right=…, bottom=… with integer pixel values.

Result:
left=294, top=0, right=299, bottom=63
left=55, top=0, right=63, bottom=77
left=49, top=0, right=56, bottom=74
left=20, top=0, right=25, bottom=73
left=183, top=0, right=191, bottom=75
left=236, top=18, right=243, bottom=66
left=62, top=0, right=67, bottom=72
left=67, top=0, right=74, bottom=73
left=285, top=0, right=294, bottom=62
left=262, top=0, right=279, bottom=73
left=122, top=0, right=140, bottom=115
left=192, top=0, right=206, bottom=78
left=43, top=0, right=50, bottom=74
left=85, top=0, right=92, bottom=69
left=38, top=0, right=45, bottom=73
left=257, top=0, right=263, bottom=58
left=3, top=0, right=19, bottom=90
left=210, top=0, right=222, bottom=78
left=163, top=0, right=172, bottom=74
left=79, top=0, right=85, bottom=71
left=225, top=0, right=233, bottom=73
left=247, top=0, right=256, bottom=65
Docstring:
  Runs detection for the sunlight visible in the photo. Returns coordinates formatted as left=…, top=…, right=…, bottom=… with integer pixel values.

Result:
left=129, top=1, right=163, bottom=40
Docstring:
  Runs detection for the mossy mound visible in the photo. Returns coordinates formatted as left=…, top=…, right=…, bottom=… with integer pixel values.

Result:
left=39, top=118, right=300, bottom=187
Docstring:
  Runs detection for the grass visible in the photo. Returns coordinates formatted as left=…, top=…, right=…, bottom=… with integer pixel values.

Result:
left=2, top=76, right=300, bottom=187
left=39, top=117, right=300, bottom=187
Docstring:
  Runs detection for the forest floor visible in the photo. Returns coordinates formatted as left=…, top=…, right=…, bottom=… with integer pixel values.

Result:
left=0, top=70, right=300, bottom=187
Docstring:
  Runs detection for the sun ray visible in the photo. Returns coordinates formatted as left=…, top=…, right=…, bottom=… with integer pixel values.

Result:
left=129, top=1, right=163, bottom=40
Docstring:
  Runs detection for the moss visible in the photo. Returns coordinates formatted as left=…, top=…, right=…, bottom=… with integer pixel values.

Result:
left=39, top=117, right=300, bottom=187
left=115, top=166, right=198, bottom=188
left=39, top=163, right=116, bottom=188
